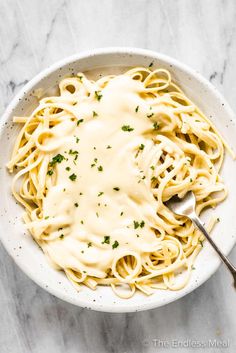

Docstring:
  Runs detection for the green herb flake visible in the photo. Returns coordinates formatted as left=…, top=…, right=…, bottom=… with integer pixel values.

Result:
left=74, top=203, right=79, bottom=207
left=76, top=137, right=80, bottom=143
left=120, top=212, right=124, bottom=216
left=217, top=217, right=220, bottom=222
left=98, top=192, right=104, bottom=197
left=49, top=154, right=64, bottom=166
left=102, top=236, right=110, bottom=244
left=47, top=169, right=53, bottom=176
left=98, top=165, right=103, bottom=172
left=106, top=145, right=112, bottom=149
left=112, top=240, right=119, bottom=249
left=77, top=119, right=84, bottom=126
left=136, top=234, right=140, bottom=237
left=150, top=165, right=155, bottom=170
left=139, top=144, right=145, bottom=151
left=93, top=111, right=98, bottom=117
left=81, top=220, right=84, bottom=224
left=69, top=173, right=77, bottom=181
left=95, top=91, right=103, bottom=101
left=135, top=106, right=139, bottom=113
left=147, top=113, right=154, bottom=118
left=153, top=122, right=159, bottom=129
left=87, top=242, right=92, bottom=248
left=121, top=125, right=134, bottom=132
left=134, top=220, right=145, bottom=229
left=96, top=212, right=99, bottom=218
left=69, top=149, right=79, bottom=155
left=149, top=61, right=154, bottom=67
left=45, top=216, right=49, bottom=220
left=113, top=187, right=120, bottom=191
left=59, top=234, right=64, bottom=239
left=66, top=167, right=71, bottom=171
left=191, top=265, right=196, bottom=270
left=140, top=220, right=145, bottom=228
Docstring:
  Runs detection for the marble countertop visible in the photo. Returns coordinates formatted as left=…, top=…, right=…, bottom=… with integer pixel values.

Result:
left=0, top=0, right=236, bottom=352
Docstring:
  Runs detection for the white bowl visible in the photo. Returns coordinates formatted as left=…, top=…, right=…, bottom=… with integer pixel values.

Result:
left=1, top=47, right=236, bottom=313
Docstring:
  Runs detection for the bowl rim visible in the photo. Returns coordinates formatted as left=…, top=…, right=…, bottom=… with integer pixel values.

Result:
left=0, top=47, right=235, bottom=313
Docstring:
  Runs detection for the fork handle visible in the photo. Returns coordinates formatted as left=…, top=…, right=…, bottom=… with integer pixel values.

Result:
left=191, top=215, right=236, bottom=288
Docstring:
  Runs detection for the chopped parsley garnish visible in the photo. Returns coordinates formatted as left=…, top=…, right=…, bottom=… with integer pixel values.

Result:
left=151, top=176, right=157, bottom=182
left=135, top=106, right=139, bottom=113
left=69, top=173, right=77, bottom=181
left=98, top=192, right=104, bottom=197
left=93, top=111, right=98, bottom=117
left=133, top=220, right=145, bottom=229
left=120, top=212, right=124, bottom=216
left=75, top=137, right=80, bottom=143
left=66, top=167, right=71, bottom=171
left=147, top=113, right=154, bottom=118
left=98, top=165, right=103, bottom=172
left=47, top=169, right=53, bottom=176
left=88, top=242, right=92, bottom=248
left=59, top=234, right=64, bottom=239
left=140, top=220, right=145, bottom=228
left=113, top=187, right=120, bottom=191
left=112, top=240, right=119, bottom=249
left=77, top=119, right=84, bottom=126
left=69, top=149, right=79, bottom=155
left=121, top=125, right=134, bottom=132
left=191, top=265, right=196, bottom=270
left=102, top=236, right=110, bottom=244
left=74, top=203, right=79, bottom=207
left=96, top=212, right=99, bottom=218
left=199, top=240, right=204, bottom=247
left=49, top=154, right=64, bottom=166
left=217, top=217, right=220, bottom=222
left=190, top=178, right=193, bottom=182
left=81, top=220, right=84, bottom=224
left=45, top=216, right=49, bottom=220
left=95, top=91, right=103, bottom=101
left=149, top=61, right=154, bottom=67
left=91, top=163, right=95, bottom=168
left=106, top=145, right=112, bottom=149
left=139, top=144, right=145, bottom=150
left=153, top=122, right=159, bottom=130
left=150, top=165, right=155, bottom=170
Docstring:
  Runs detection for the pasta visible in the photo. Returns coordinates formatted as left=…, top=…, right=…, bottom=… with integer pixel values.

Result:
left=7, top=67, right=233, bottom=298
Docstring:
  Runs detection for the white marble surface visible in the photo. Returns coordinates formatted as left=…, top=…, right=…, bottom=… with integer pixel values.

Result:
left=0, top=0, right=236, bottom=352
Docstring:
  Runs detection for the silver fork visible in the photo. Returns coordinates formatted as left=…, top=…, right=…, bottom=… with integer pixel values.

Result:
left=166, top=191, right=236, bottom=288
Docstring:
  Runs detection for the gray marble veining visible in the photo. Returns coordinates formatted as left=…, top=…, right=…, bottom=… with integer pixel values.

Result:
left=0, top=0, right=236, bottom=352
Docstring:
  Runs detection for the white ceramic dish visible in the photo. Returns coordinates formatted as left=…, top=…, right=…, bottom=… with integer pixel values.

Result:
left=1, top=47, right=236, bottom=313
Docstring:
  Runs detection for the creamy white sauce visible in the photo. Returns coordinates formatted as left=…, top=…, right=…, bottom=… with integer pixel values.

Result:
left=43, top=75, right=160, bottom=277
